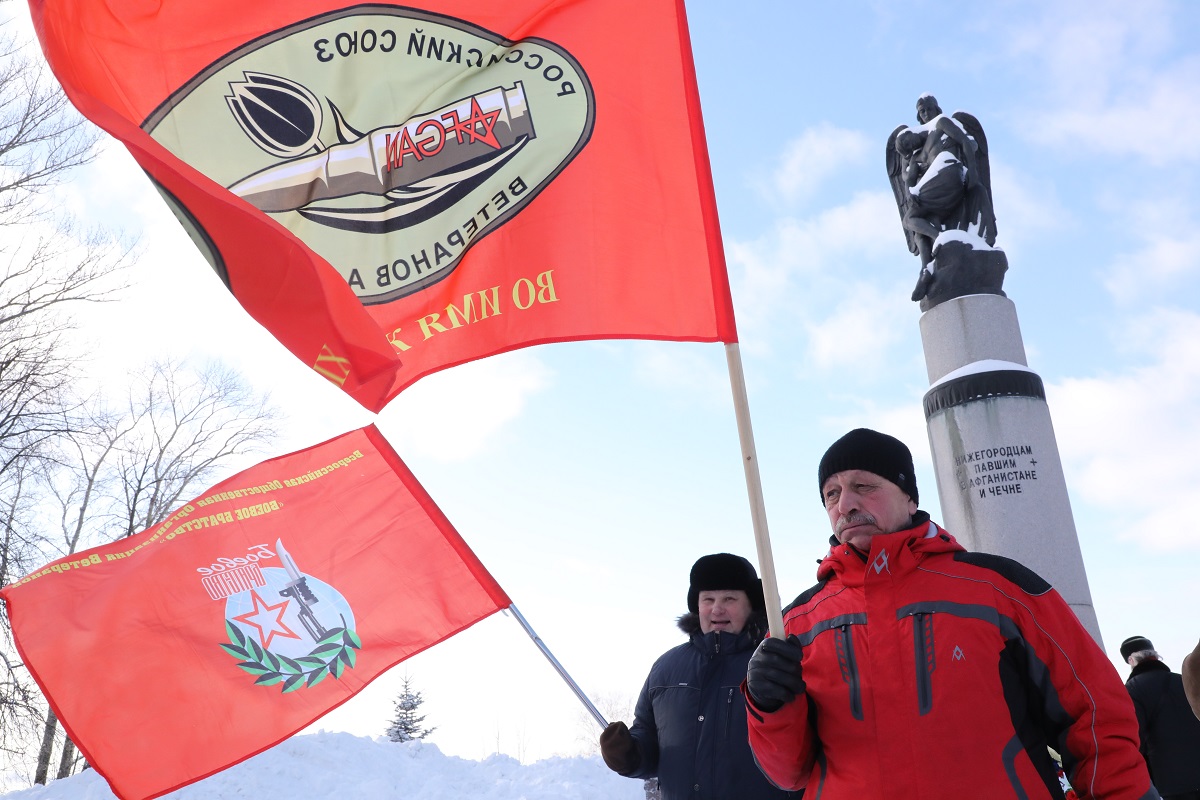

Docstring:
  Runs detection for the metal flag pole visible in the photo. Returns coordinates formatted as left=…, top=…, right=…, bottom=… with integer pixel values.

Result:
left=725, top=343, right=785, bottom=639
left=505, top=604, right=608, bottom=729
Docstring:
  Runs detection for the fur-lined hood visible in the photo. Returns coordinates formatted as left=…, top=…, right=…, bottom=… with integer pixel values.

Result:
left=675, top=611, right=769, bottom=647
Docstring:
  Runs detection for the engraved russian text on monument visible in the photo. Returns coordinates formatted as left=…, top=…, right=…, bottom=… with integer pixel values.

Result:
left=954, top=444, right=1039, bottom=498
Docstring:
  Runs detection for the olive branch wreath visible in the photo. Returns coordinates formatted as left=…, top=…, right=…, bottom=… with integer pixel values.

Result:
left=220, top=620, right=362, bottom=693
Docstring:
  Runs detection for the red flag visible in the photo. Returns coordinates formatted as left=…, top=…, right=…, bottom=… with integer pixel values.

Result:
left=0, top=425, right=510, bottom=800
left=28, top=0, right=736, bottom=411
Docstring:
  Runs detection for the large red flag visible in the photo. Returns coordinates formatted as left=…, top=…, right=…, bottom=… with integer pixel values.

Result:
left=28, top=0, right=736, bottom=411
left=1, top=425, right=511, bottom=800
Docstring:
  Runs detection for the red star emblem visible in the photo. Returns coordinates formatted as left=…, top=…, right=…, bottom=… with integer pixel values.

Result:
left=441, top=95, right=502, bottom=149
left=233, top=589, right=301, bottom=650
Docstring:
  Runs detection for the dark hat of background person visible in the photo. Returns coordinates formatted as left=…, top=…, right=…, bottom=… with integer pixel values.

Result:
left=818, top=428, right=919, bottom=505
left=1120, top=635, right=1155, bottom=662
left=686, top=553, right=765, bottom=614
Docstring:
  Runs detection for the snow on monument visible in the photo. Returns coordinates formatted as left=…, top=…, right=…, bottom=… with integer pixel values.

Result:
left=886, top=94, right=1102, bottom=644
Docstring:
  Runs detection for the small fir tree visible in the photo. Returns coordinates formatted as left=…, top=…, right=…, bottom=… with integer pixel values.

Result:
left=385, top=674, right=435, bottom=743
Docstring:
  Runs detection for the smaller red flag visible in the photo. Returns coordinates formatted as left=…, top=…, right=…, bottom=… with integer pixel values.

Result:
left=1, top=425, right=510, bottom=800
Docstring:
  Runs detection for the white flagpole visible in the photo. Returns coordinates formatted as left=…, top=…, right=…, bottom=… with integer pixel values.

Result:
left=725, top=343, right=785, bottom=639
left=505, top=604, right=608, bottom=729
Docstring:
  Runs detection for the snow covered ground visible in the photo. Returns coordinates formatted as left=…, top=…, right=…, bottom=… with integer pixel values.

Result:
left=0, top=732, right=645, bottom=800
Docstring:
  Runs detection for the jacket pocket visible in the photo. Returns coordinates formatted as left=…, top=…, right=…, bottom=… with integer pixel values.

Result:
left=912, top=612, right=935, bottom=715
left=835, top=625, right=863, bottom=721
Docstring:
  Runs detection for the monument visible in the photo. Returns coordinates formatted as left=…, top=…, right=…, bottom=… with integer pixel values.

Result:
left=887, top=94, right=1103, bottom=644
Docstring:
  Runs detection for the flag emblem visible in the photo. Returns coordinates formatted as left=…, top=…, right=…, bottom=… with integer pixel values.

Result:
left=219, top=539, right=360, bottom=693
left=143, top=7, right=595, bottom=305
left=29, top=0, right=735, bottom=409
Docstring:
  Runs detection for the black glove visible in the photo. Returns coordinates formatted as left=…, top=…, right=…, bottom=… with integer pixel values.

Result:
left=599, top=720, right=640, bottom=774
left=746, top=634, right=805, bottom=712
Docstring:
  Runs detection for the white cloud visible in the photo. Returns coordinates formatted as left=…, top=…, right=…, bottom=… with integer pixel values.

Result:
left=631, top=341, right=729, bottom=401
left=768, top=123, right=872, bottom=202
left=377, top=350, right=551, bottom=462
left=986, top=160, right=1070, bottom=248
left=1001, top=1, right=1170, bottom=101
left=1048, top=308, right=1200, bottom=550
left=1102, top=199, right=1200, bottom=301
left=726, top=190, right=901, bottom=354
left=994, top=1, right=1200, bottom=164
left=1030, top=70, right=1200, bottom=165
left=802, top=282, right=910, bottom=374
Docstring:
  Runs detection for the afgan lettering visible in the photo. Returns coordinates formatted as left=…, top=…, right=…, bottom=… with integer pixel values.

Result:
left=384, top=94, right=503, bottom=172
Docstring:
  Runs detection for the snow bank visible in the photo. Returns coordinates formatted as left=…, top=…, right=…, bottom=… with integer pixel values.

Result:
left=0, top=732, right=644, bottom=800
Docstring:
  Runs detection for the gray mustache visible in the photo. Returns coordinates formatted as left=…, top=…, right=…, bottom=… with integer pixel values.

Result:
left=836, top=513, right=877, bottom=534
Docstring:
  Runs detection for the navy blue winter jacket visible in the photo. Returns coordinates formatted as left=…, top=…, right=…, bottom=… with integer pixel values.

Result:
left=624, top=613, right=796, bottom=800
left=1126, top=659, right=1200, bottom=794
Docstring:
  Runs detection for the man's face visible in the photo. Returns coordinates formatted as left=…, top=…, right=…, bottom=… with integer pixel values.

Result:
left=822, top=469, right=917, bottom=550
left=698, top=589, right=752, bottom=635
left=916, top=97, right=939, bottom=124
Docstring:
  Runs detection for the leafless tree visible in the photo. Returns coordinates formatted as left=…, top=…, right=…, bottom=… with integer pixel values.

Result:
left=0, top=10, right=134, bottom=783
left=112, top=362, right=278, bottom=538
left=0, top=8, right=279, bottom=787
left=0, top=9, right=100, bottom=220
left=0, top=11, right=133, bottom=485
left=26, top=360, right=279, bottom=782
left=0, top=462, right=44, bottom=764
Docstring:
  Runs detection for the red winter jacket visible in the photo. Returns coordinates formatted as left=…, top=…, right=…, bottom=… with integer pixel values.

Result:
left=746, top=515, right=1156, bottom=800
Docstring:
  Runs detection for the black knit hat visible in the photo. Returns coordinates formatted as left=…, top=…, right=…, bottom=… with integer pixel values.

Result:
left=1120, top=635, right=1154, bottom=662
left=818, top=428, right=918, bottom=504
left=686, top=553, right=765, bottom=614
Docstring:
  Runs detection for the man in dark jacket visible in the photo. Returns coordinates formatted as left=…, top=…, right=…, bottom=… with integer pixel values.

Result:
left=598, top=553, right=794, bottom=800
left=1185, top=638, right=1200, bottom=720
left=1121, top=636, right=1200, bottom=799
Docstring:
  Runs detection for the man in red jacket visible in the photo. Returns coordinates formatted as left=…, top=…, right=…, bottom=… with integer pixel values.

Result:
left=744, top=428, right=1158, bottom=800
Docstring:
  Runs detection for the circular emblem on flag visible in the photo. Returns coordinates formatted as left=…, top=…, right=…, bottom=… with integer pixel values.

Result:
left=219, top=566, right=359, bottom=693
left=143, top=6, right=595, bottom=305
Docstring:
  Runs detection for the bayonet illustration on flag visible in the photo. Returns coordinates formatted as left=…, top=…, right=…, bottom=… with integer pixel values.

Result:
left=275, top=538, right=331, bottom=642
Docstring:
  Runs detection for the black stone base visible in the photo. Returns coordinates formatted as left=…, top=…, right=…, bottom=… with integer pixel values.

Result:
left=918, top=239, right=1009, bottom=312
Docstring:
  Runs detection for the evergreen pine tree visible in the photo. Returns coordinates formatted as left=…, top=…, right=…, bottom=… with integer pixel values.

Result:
left=385, top=673, right=435, bottom=743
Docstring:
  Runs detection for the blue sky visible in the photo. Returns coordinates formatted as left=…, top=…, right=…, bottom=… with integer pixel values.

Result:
left=15, top=0, right=1200, bottom=766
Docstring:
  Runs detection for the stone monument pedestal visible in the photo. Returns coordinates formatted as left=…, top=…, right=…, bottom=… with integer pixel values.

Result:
left=920, top=294, right=1101, bottom=644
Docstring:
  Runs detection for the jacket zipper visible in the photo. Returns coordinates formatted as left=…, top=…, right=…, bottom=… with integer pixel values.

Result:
left=837, top=624, right=863, bottom=721
left=913, top=612, right=934, bottom=715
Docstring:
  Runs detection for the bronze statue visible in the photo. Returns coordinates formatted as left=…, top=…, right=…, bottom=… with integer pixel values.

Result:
left=887, top=95, right=1001, bottom=305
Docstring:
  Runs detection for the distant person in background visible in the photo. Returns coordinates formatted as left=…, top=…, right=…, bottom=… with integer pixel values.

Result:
left=598, top=553, right=795, bottom=800
left=1183, top=638, right=1200, bottom=721
left=1122, top=635, right=1200, bottom=799
left=743, top=427, right=1156, bottom=799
